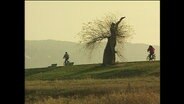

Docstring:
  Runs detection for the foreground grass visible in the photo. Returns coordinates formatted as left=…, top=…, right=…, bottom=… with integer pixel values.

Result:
left=35, top=91, right=159, bottom=104
left=25, top=77, right=159, bottom=104
left=25, top=61, right=160, bottom=104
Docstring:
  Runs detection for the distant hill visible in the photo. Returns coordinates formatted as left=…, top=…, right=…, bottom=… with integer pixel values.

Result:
left=25, top=40, right=160, bottom=68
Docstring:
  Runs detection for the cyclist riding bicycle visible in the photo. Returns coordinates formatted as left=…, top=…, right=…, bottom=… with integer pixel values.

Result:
left=147, top=45, right=155, bottom=61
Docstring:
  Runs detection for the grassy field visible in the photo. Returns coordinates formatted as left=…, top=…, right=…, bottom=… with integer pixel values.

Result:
left=25, top=61, right=160, bottom=104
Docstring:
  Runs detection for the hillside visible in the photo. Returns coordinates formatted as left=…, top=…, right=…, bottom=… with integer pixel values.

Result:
left=25, top=40, right=160, bottom=68
left=25, top=61, right=160, bottom=80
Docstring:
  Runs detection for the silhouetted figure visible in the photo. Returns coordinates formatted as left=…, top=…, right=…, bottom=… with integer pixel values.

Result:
left=63, top=52, right=69, bottom=65
left=147, top=45, right=155, bottom=60
left=103, top=17, right=125, bottom=65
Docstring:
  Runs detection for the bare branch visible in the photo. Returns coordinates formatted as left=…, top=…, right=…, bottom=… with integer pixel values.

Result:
left=78, top=14, right=134, bottom=61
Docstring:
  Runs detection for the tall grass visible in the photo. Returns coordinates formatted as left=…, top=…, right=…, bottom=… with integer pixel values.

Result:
left=25, top=77, right=160, bottom=104
left=33, top=90, right=159, bottom=104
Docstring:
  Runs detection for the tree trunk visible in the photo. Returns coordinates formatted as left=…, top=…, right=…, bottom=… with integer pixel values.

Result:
left=103, top=36, right=116, bottom=65
left=102, top=17, right=125, bottom=65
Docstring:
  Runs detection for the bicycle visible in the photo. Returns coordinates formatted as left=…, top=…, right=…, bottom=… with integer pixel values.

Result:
left=146, top=54, right=156, bottom=61
left=63, top=60, right=74, bottom=66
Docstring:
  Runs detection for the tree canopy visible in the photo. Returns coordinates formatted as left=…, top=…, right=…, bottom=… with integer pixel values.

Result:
left=78, top=15, right=134, bottom=62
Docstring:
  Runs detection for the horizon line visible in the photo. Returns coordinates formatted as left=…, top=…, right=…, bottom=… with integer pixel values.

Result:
left=25, top=39, right=160, bottom=46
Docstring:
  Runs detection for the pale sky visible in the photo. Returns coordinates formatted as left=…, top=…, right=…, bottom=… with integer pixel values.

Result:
left=25, top=1, right=160, bottom=46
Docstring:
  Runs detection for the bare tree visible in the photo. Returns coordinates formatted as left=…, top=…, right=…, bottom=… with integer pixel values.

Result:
left=78, top=15, right=133, bottom=65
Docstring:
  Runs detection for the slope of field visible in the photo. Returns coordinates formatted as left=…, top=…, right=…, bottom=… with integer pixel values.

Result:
left=25, top=61, right=160, bottom=104
left=25, top=61, right=160, bottom=80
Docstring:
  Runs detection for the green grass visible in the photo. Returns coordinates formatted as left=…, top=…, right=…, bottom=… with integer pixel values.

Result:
left=25, top=61, right=160, bottom=80
left=25, top=61, right=160, bottom=104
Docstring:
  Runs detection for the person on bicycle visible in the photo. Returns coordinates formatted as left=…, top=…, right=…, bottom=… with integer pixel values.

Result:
left=147, top=45, right=155, bottom=60
left=63, top=52, right=69, bottom=65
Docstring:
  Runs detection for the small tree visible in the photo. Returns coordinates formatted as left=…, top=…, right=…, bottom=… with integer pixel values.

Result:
left=79, top=15, right=134, bottom=65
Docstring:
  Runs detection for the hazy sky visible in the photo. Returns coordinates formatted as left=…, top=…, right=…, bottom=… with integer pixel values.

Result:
left=25, top=1, right=160, bottom=46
